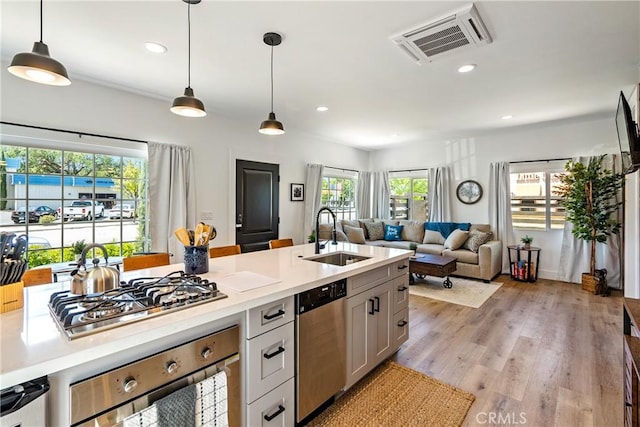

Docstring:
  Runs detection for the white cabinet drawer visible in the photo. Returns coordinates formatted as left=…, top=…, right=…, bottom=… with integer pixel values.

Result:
left=247, top=296, right=295, bottom=339
left=247, top=378, right=295, bottom=427
left=347, top=264, right=391, bottom=296
left=246, top=323, right=295, bottom=403
left=393, top=308, right=409, bottom=348
left=392, top=275, right=409, bottom=314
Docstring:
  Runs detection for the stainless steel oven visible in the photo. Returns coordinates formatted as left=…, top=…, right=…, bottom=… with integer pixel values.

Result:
left=69, top=325, right=240, bottom=427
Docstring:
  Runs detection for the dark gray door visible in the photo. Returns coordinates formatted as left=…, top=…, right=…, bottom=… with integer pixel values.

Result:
left=235, top=160, right=279, bottom=252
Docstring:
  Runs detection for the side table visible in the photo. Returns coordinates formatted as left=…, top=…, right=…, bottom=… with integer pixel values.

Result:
left=507, top=245, right=540, bottom=282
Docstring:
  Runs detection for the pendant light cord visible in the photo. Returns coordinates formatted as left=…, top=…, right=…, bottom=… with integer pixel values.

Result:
left=187, top=2, right=191, bottom=89
left=39, top=0, right=43, bottom=42
left=270, top=44, right=274, bottom=113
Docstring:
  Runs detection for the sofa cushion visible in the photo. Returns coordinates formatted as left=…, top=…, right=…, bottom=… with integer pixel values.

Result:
left=375, top=219, right=399, bottom=226
left=470, top=223, right=491, bottom=233
left=444, top=229, right=469, bottom=250
left=399, top=220, right=425, bottom=243
left=423, top=229, right=446, bottom=245
left=318, top=223, right=348, bottom=241
left=416, top=243, right=445, bottom=255
left=463, top=229, right=493, bottom=253
left=358, top=219, right=374, bottom=239
left=343, top=225, right=366, bottom=244
left=442, top=248, right=479, bottom=265
left=381, top=241, right=413, bottom=250
left=364, top=221, right=385, bottom=241
left=341, top=219, right=361, bottom=230
left=425, top=222, right=471, bottom=238
left=365, top=239, right=387, bottom=247
left=384, top=224, right=403, bottom=241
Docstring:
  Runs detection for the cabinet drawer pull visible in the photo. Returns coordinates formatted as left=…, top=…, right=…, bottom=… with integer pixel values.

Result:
left=368, top=299, right=375, bottom=315
left=263, top=346, right=285, bottom=360
left=397, top=286, right=407, bottom=292
left=398, top=264, right=408, bottom=270
left=263, top=309, right=285, bottom=320
left=264, top=405, right=286, bottom=422
left=397, top=320, right=408, bottom=327
left=374, top=296, right=380, bottom=312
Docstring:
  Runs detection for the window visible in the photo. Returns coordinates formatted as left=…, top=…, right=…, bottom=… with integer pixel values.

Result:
left=0, top=143, right=148, bottom=269
left=509, top=161, right=565, bottom=230
left=389, top=171, right=428, bottom=220
left=321, top=168, right=357, bottom=221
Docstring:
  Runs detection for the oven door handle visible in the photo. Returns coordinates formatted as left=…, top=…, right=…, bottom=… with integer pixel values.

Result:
left=263, top=346, right=285, bottom=360
left=263, top=404, right=286, bottom=422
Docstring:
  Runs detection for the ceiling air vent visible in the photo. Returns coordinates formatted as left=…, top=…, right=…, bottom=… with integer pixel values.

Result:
left=391, top=3, right=492, bottom=65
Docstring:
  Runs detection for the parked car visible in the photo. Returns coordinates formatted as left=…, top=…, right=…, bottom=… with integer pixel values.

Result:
left=58, top=200, right=105, bottom=221
left=107, top=204, right=136, bottom=219
left=11, top=206, right=58, bottom=224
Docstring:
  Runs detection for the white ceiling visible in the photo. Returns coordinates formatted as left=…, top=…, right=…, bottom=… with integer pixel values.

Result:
left=1, top=1, right=639, bottom=150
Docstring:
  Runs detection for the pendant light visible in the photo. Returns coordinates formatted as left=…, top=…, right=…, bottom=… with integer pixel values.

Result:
left=259, top=32, right=285, bottom=135
left=8, top=0, right=70, bottom=86
left=171, top=0, right=206, bottom=118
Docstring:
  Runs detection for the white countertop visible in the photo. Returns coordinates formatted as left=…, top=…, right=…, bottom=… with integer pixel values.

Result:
left=0, top=242, right=409, bottom=387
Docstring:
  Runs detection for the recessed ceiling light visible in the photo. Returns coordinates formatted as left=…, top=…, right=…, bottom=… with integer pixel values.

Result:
left=316, top=106, right=329, bottom=112
left=457, top=64, right=476, bottom=73
left=501, top=115, right=513, bottom=120
left=145, top=42, right=167, bottom=54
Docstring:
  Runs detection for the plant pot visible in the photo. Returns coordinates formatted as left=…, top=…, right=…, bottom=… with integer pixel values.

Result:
left=74, top=254, right=82, bottom=262
left=524, top=243, right=531, bottom=250
left=581, top=273, right=598, bottom=294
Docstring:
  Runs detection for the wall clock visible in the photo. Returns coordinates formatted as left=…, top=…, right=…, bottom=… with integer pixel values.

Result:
left=456, top=180, right=483, bottom=204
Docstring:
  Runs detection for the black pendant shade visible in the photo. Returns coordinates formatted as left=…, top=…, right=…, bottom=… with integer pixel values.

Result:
left=259, top=32, right=285, bottom=135
left=171, top=87, right=206, bottom=117
left=171, top=0, right=206, bottom=117
left=7, top=1, right=70, bottom=86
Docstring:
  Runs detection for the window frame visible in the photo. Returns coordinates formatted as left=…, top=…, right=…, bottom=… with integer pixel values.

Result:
left=320, top=168, right=358, bottom=222
left=388, top=170, right=428, bottom=221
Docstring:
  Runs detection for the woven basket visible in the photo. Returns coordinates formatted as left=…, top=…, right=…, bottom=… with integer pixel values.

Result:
left=582, top=273, right=598, bottom=294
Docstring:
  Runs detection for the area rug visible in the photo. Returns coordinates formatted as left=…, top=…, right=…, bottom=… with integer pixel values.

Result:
left=409, top=276, right=503, bottom=308
left=308, top=361, right=475, bottom=427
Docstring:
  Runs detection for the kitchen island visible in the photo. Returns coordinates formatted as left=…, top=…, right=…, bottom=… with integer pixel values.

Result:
left=0, top=242, right=410, bottom=425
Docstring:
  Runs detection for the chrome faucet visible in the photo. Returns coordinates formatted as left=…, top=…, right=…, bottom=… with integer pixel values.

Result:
left=315, top=207, right=338, bottom=254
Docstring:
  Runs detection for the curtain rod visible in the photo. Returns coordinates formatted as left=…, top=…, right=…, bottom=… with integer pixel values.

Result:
left=389, top=168, right=428, bottom=173
left=509, top=157, right=570, bottom=164
left=0, top=121, right=149, bottom=145
left=325, top=165, right=359, bottom=173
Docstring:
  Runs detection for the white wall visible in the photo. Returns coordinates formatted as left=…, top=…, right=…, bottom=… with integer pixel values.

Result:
left=369, top=116, right=620, bottom=280
left=0, top=72, right=369, bottom=246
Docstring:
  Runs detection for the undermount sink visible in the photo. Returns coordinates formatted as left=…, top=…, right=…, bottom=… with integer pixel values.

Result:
left=304, top=252, right=372, bottom=267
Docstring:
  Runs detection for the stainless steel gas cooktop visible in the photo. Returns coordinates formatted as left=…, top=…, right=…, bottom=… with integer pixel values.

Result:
left=48, top=271, right=227, bottom=339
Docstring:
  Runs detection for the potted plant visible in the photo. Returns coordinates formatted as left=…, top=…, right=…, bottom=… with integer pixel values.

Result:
left=308, top=230, right=316, bottom=243
left=554, top=155, right=624, bottom=294
left=409, top=242, right=418, bottom=256
left=520, top=235, right=533, bottom=249
left=72, top=239, right=87, bottom=262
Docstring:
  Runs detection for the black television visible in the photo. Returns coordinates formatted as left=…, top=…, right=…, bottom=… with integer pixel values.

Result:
left=616, top=90, right=640, bottom=174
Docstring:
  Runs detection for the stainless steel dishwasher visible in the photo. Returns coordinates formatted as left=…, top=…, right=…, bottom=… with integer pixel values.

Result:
left=295, top=279, right=347, bottom=425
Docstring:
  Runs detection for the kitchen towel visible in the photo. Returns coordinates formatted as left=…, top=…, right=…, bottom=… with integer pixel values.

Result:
left=195, top=369, right=229, bottom=427
left=123, top=382, right=196, bottom=427
left=215, top=271, right=280, bottom=293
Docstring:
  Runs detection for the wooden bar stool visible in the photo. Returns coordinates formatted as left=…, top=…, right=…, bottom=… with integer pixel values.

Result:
left=123, top=253, right=171, bottom=272
left=22, top=267, right=53, bottom=287
left=209, top=245, right=242, bottom=258
left=268, top=238, right=294, bottom=249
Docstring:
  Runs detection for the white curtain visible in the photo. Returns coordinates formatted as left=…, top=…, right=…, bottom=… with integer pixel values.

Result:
left=304, top=164, right=324, bottom=236
left=372, top=170, right=390, bottom=219
left=148, top=142, right=196, bottom=263
left=489, top=162, right=515, bottom=273
left=557, top=154, right=624, bottom=289
left=357, top=171, right=372, bottom=219
left=427, top=167, right=451, bottom=222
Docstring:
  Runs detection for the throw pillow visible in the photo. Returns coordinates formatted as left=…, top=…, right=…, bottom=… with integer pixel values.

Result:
left=399, top=220, right=425, bottom=243
left=425, top=222, right=471, bottom=238
left=444, top=229, right=469, bottom=250
left=358, top=219, right=374, bottom=239
left=364, top=222, right=385, bottom=241
left=343, top=224, right=366, bottom=244
left=462, top=230, right=493, bottom=252
left=318, top=223, right=348, bottom=242
left=423, top=229, right=446, bottom=245
left=384, top=224, right=404, bottom=241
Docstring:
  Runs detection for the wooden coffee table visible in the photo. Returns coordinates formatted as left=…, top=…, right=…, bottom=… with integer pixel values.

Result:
left=409, top=253, right=457, bottom=288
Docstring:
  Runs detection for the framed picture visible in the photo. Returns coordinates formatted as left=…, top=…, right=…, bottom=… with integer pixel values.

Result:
left=291, top=183, right=304, bottom=201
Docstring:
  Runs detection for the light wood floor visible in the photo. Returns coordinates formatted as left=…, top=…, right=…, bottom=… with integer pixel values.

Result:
left=392, top=275, right=623, bottom=427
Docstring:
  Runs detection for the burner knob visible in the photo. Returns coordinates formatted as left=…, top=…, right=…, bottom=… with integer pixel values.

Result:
left=166, top=361, right=179, bottom=374
left=201, top=347, right=213, bottom=359
left=123, top=377, right=138, bottom=393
